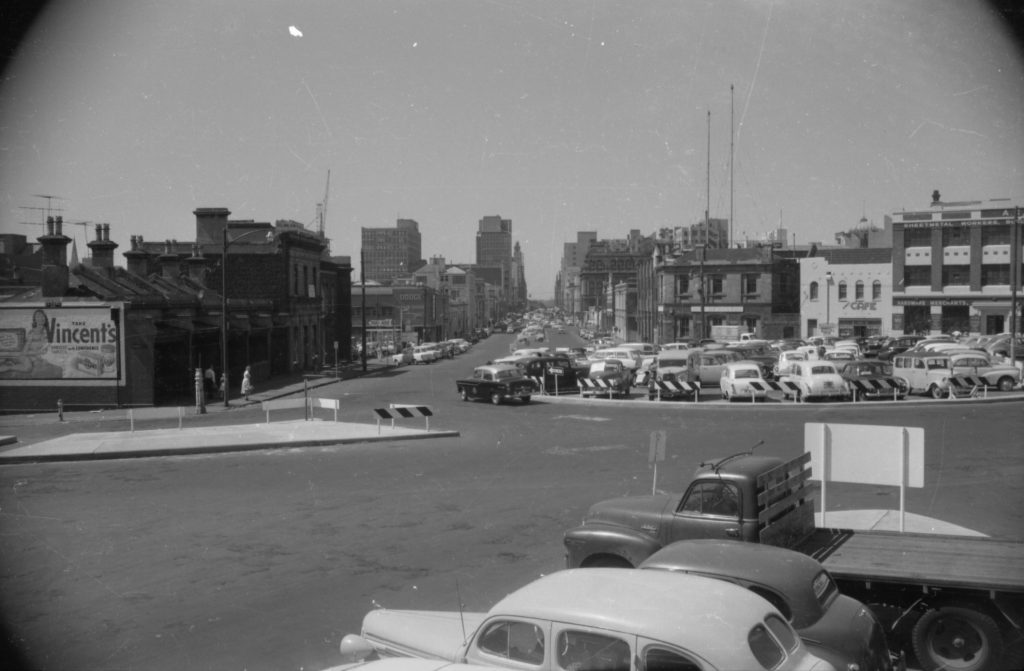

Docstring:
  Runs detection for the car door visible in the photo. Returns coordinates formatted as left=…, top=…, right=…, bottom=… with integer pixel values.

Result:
left=664, top=480, right=755, bottom=542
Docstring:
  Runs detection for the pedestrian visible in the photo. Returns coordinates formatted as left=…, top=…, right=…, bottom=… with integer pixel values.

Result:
left=204, top=365, right=216, bottom=398
left=241, top=365, right=253, bottom=401
left=219, top=372, right=227, bottom=401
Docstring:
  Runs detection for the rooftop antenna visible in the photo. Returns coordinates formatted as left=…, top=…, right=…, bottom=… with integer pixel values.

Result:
left=316, top=169, right=330, bottom=238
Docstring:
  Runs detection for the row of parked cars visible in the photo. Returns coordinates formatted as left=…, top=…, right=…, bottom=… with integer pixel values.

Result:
left=390, top=338, right=476, bottom=365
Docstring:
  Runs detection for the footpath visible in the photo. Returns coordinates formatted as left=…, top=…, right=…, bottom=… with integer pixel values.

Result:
left=0, top=360, right=459, bottom=464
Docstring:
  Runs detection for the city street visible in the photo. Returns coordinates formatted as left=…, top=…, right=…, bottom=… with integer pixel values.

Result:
left=1, top=332, right=1022, bottom=670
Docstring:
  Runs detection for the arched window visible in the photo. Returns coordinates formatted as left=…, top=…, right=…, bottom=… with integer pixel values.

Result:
left=837, top=281, right=848, bottom=300
left=872, top=280, right=882, bottom=300
left=855, top=280, right=864, bottom=300
left=809, top=282, right=819, bottom=300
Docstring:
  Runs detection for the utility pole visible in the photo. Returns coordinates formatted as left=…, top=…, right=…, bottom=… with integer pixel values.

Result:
left=1011, top=206, right=1020, bottom=363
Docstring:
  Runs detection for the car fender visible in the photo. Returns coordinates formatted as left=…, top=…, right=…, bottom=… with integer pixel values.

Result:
left=563, top=522, right=663, bottom=569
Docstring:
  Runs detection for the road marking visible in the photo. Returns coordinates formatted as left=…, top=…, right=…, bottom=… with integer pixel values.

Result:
left=544, top=444, right=629, bottom=455
left=553, top=415, right=610, bottom=422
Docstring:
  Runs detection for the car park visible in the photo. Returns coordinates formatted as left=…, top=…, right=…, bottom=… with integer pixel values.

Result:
left=519, top=355, right=584, bottom=394
left=455, top=363, right=536, bottom=405
left=639, top=540, right=897, bottom=671
left=875, top=335, right=925, bottom=361
left=837, top=359, right=907, bottom=400
left=720, top=360, right=771, bottom=401
left=337, top=568, right=836, bottom=671
left=580, top=359, right=631, bottom=398
left=777, top=360, right=849, bottom=401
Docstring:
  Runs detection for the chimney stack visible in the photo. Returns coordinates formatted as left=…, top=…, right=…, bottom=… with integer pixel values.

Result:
left=88, top=223, right=118, bottom=271
left=38, top=216, right=72, bottom=297
left=124, top=235, right=153, bottom=276
left=185, top=243, right=209, bottom=283
left=157, top=240, right=180, bottom=279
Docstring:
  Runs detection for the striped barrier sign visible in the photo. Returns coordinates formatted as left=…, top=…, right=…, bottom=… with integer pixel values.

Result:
left=649, top=380, right=701, bottom=402
left=847, top=378, right=904, bottom=401
left=578, top=378, right=626, bottom=398
left=744, top=380, right=803, bottom=402
left=945, top=375, right=988, bottom=400
left=373, top=404, right=433, bottom=432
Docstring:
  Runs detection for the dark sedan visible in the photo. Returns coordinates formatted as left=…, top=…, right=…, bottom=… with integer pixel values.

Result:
left=456, top=364, right=536, bottom=405
left=838, top=359, right=907, bottom=400
left=639, top=540, right=897, bottom=671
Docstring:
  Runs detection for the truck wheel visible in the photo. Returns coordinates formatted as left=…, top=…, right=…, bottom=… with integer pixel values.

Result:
left=996, top=376, right=1014, bottom=392
left=912, top=606, right=1003, bottom=671
left=521, top=395, right=531, bottom=404
left=491, top=392, right=502, bottom=405
left=460, top=389, right=469, bottom=402
left=930, top=384, right=946, bottom=400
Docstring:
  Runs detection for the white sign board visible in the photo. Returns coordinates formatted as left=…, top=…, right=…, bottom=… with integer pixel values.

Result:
left=805, top=422, right=925, bottom=531
left=805, top=423, right=924, bottom=487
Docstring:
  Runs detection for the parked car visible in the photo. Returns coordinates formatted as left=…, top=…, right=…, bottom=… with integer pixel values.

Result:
left=837, top=359, right=907, bottom=400
left=773, top=349, right=808, bottom=377
left=875, top=335, right=925, bottom=361
left=720, top=360, right=771, bottom=402
left=326, top=655, right=498, bottom=671
left=337, top=569, right=837, bottom=671
left=389, top=347, right=414, bottom=366
left=639, top=540, right=897, bottom=671
left=984, top=333, right=1024, bottom=358
left=777, top=360, right=850, bottom=401
left=519, top=355, right=584, bottom=394
left=412, top=344, right=439, bottom=364
left=455, top=363, right=536, bottom=405
left=580, top=359, right=631, bottom=398
left=589, top=348, right=642, bottom=379
left=685, top=347, right=745, bottom=386
left=893, top=350, right=1021, bottom=397
left=646, top=349, right=694, bottom=400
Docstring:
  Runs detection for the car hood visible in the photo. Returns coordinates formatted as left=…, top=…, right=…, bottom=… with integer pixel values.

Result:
left=361, top=609, right=487, bottom=661
left=585, top=494, right=674, bottom=531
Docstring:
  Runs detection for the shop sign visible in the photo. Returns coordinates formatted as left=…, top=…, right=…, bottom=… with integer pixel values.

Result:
left=841, top=300, right=879, bottom=311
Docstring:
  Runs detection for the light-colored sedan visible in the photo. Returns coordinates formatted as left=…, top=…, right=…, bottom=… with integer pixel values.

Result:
left=778, top=360, right=850, bottom=401
left=412, top=344, right=439, bottom=364
left=338, top=569, right=836, bottom=671
left=720, top=360, right=770, bottom=401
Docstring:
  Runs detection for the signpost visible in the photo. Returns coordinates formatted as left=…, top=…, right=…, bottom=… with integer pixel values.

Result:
left=649, top=430, right=667, bottom=494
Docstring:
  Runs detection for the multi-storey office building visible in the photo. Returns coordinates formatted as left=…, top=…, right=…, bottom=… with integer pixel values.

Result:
left=361, top=219, right=422, bottom=284
left=892, top=199, right=1022, bottom=335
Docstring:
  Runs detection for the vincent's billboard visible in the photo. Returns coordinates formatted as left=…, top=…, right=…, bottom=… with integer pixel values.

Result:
left=0, top=305, right=121, bottom=381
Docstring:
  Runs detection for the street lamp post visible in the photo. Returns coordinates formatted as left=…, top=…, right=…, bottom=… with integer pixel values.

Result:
left=824, top=271, right=834, bottom=338
left=221, top=227, right=273, bottom=408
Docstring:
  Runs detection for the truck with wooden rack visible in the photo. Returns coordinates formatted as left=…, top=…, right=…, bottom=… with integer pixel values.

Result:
left=563, top=451, right=1024, bottom=671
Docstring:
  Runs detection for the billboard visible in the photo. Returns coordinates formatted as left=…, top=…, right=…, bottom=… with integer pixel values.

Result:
left=0, top=304, right=122, bottom=382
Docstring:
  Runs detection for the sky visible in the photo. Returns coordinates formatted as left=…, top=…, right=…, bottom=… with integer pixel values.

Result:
left=2, top=0, right=1023, bottom=300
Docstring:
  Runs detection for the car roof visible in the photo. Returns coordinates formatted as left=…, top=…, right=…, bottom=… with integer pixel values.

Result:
left=639, top=540, right=828, bottom=628
left=476, top=363, right=523, bottom=374
left=491, top=569, right=783, bottom=651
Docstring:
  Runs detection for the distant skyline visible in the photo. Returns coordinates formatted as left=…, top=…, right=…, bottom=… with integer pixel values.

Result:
left=2, top=0, right=1023, bottom=299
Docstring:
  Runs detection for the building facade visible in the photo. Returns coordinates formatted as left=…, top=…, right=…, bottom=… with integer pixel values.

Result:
left=361, top=219, right=422, bottom=284
left=891, top=198, right=1022, bottom=335
left=800, top=249, right=894, bottom=339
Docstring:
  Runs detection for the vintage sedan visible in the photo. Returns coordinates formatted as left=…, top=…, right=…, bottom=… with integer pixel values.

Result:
left=456, top=364, right=536, bottom=405
left=778, top=360, right=850, bottom=401
left=413, top=344, right=440, bottom=364
left=338, top=569, right=837, bottom=671
left=639, top=540, right=897, bottom=671
left=837, top=359, right=907, bottom=401
left=646, top=350, right=694, bottom=400
left=719, top=360, right=770, bottom=401
left=580, top=359, right=631, bottom=398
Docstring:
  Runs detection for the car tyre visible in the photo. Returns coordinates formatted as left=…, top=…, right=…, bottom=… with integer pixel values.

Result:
left=491, top=392, right=502, bottom=405
left=521, top=395, right=531, bottom=404
left=930, top=384, right=946, bottom=400
left=996, top=376, right=1015, bottom=392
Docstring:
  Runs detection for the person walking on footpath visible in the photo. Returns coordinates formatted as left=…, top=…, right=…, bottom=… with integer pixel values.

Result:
left=204, top=365, right=216, bottom=399
left=219, top=372, right=227, bottom=402
left=241, top=366, right=253, bottom=401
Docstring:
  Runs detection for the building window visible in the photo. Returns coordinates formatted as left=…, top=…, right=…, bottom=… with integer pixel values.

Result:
left=743, top=274, right=758, bottom=294
left=942, top=227, right=969, bottom=246
left=807, top=319, right=818, bottom=335
left=709, top=276, right=724, bottom=294
left=982, top=226, right=1011, bottom=245
left=904, top=266, right=931, bottom=287
left=981, top=264, right=1010, bottom=286
left=942, top=265, right=970, bottom=286
left=676, top=275, right=690, bottom=295
left=809, top=282, right=819, bottom=300
left=904, top=227, right=932, bottom=247
left=855, top=280, right=864, bottom=300
left=872, top=280, right=882, bottom=300
left=837, top=281, right=848, bottom=300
